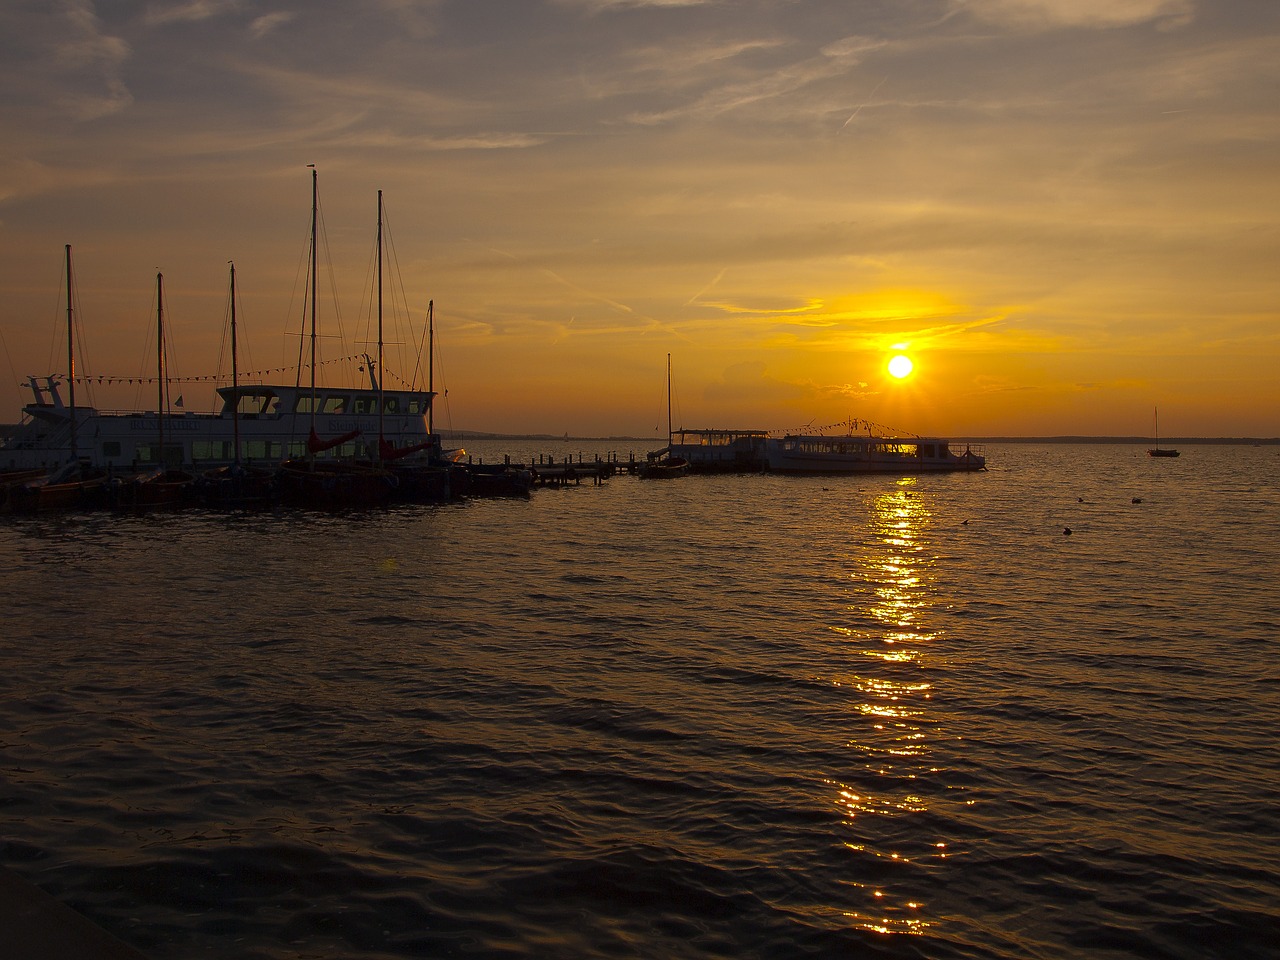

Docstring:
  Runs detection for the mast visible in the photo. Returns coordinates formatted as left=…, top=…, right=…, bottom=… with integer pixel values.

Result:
left=377, top=188, right=384, bottom=459
left=230, top=262, right=240, bottom=466
left=666, top=352, right=673, bottom=450
left=427, top=300, right=434, bottom=436
left=155, top=271, right=166, bottom=466
left=65, top=244, right=78, bottom=463
left=308, top=164, right=318, bottom=456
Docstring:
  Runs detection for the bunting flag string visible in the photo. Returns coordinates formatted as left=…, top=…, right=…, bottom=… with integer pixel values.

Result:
left=55, top=353, right=380, bottom=386
left=767, top=417, right=920, bottom=439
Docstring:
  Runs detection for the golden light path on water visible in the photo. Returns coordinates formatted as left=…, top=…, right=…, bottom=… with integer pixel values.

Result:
left=825, top=478, right=946, bottom=937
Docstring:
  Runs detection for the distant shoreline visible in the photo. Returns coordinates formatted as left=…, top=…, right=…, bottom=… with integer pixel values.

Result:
left=4, top=424, right=1274, bottom=446
left=440, top=432, right=1280, bottom=446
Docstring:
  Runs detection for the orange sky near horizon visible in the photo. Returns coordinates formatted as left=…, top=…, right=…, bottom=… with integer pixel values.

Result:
left=1, top=1, right=1277, bottom=439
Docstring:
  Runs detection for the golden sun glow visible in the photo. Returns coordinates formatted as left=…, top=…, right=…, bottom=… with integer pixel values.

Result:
left=888, top=355, right=914, bottom=379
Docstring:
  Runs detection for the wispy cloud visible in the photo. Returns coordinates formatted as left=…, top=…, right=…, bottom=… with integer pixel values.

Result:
left=49, top=0, right=133, bottom=119
left=557, top=0, right=716, bottom=13
left=626, top=34, right=883, bottom=125
left=956, top=0, right=1194, bottom=30
left=143, top=0, right=241, bottom=27
left=249, top=12, right=295, bottom=40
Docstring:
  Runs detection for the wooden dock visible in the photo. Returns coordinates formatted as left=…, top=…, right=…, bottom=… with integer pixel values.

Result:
left=527, top=452, right=641, bottom=486
left=463, top=452, right=648, bottom=488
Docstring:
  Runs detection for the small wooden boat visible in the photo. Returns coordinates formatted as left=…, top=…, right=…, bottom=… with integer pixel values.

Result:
left=8, top=462, right=108, bottom=513
left=1147, top=408, right=1180, bottom=458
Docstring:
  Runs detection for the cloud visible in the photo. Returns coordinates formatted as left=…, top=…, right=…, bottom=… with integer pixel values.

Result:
left=50, top=1, right=133, bottom=119
left=626, top=34, right=883, bottom=125
left=557, top=0, right=716, bottom=12
left=250, top=12, right=295, bottom=40
left=143, top=0, right=241, bottom=26
left=702, top=361, right=808, bottom=405
left=957, top=0, right=1194, bottom=30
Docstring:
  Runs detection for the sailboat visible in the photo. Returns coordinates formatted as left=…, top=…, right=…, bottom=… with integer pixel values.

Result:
left=639, top=353, right=689, bottom=479
left=198, top=262, right=279, bottom=507
left=1147, top=408, right=1180, bottom=458
left=118, top=271, right=197, bottom=508
left=279, top=168, right=398, bottom=509
left=7, top=245, right=109, bottom=512
left=365, top=191, right=451, bottom=502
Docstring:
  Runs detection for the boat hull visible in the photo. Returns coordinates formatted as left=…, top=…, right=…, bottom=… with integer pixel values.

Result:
left=278, top=460, right=398, bottom=510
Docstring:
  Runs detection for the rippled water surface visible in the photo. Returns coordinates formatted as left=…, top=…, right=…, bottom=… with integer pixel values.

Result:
left=2, top=443, right=1278, bottom=959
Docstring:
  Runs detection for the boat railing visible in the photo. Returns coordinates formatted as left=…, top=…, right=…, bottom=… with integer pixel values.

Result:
left=1, top=414, right=71, bottom=450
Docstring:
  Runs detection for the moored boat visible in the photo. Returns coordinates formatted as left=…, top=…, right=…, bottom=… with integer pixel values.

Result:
left=666, top=428, right=769, bottom=473
left=639, top=354, right=688, bottom=479
left=3, top=182, right=447, bottom=497
left=7, top=461, right=109, bottom=513
left=766, top=420, right=985, bottom=474
left=1147, top=408, right=1180, bottom=458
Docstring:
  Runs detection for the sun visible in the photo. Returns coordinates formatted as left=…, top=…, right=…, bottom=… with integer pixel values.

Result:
left=888, top=354, right=914, bottom=379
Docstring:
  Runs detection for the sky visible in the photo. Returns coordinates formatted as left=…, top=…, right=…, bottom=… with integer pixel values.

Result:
left=1, top=0, right=1277, bottom=439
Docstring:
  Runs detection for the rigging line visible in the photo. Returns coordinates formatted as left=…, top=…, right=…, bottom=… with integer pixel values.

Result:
left=382, top=204, right=405, bottom=386
left=382, top=205, right=421, bottom=390
left=316, top=194, right=352, bottom=384
left=66, top=253, right=97, bottom=409
left=44, top=252, right=63, bottom=379
left=131, top=280, right=160, bottom=413
left=0, top=329, right=21, bottom=394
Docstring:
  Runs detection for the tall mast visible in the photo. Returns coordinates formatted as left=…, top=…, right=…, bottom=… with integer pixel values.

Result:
left=65, top=244, right=78, bottom=463
left=427, top=300, right=434, bottom=436
left=230, top=261, right=240, bottom=466
left=309, top=165, right=318, bottom=450
left=377, top=188, right=384, bottom=458
left=156, top=271, right=165, bottom=466
left=666, top=352, right=673, bottom=448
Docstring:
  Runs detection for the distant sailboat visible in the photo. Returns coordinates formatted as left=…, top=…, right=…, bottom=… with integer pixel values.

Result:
left=1147, top=408, right=1180, bottom=458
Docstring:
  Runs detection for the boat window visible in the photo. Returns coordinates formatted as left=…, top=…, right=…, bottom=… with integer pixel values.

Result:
left=237, top=393, right=274, bottom=415
left=383, top=397, right=400, bottom=414
left=294, top=396, right=317, bottom=414
left=352, top=396, right=376, bottom=414
left=288, top=441, right=307, bottom=458
left=407, top=399, right=422, bottom=414
left=193, top=441, right=230, bottom=460
left=322, top=396, right=348, bottom=414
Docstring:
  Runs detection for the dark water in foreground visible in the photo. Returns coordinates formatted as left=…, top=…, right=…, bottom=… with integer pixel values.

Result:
left=1, top=443, right=1277, bottom=959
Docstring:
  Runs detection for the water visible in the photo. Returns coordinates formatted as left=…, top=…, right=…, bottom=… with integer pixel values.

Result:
left=2, top=443, right=1277, bottom=959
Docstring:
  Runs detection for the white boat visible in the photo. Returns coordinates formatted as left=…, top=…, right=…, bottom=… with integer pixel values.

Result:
left=666, top=428, right=770, bottom=473
left=2, top=184, right=443, bottom=478
left=0, top=375, right=441, bottom=474
left=766, top=421, right=986, bottom=474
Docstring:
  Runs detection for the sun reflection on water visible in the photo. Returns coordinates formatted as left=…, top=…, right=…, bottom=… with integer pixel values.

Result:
left=825, top=478, right=946, bottom=936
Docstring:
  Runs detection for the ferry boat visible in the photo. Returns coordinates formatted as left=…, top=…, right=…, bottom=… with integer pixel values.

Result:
left=666, top=428, right=770, bottom=473
left=766, top=421, right=985, bottom=474
left=0, top=373, right=442, bottom=474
